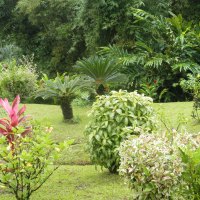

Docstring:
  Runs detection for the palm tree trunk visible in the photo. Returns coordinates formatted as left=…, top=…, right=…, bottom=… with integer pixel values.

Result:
left=96, top=84, right=107, bottom=95
left=60, top=98, right=73, bottom=120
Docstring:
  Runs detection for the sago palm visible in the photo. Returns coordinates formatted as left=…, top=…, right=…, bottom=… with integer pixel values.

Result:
left=75, top=56, right=125, bottom=95
left=36, top=74, right=91, bottom=121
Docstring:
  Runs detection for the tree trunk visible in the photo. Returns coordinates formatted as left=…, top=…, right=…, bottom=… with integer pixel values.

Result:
left=108, top=163, right=119, bottom=174
left=96, top=84, right=106, bottom=95
left=60, top=99, right=73, bottom=120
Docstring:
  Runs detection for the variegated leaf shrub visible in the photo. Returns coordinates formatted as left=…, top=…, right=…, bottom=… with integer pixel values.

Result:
left=119, top=131, right=200, bottom=199
left=85, top=90, right=157, bottom=173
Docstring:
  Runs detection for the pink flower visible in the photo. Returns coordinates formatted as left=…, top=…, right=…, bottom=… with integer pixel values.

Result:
left=0, top=95, right=31, bottom=148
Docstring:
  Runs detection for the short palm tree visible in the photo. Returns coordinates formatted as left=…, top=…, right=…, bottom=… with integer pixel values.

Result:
left=75, top=56, right=125, bottom=95
left=36, top=74, right=91, bottom=121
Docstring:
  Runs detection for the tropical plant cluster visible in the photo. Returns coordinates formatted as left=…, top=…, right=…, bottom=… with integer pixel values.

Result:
left=119, top=130, right=200, bottom=199
left=85, top=90, right=157, bottom=173
left=75, top=56, right=125, bottom=95
left=100, top=13, right=200, bottom=102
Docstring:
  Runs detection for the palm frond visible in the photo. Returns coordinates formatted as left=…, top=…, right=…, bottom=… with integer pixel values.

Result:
left=75, top=56, right=125, bottom=85
left=36, top=74, right=91, bottom=100
left=135, top=41, right=153, bottom=53
left=145, top=56, right=164, bottom=69
left=172, top=62, right=200, bottom=73
left=98, top=45, right=139, bottom=66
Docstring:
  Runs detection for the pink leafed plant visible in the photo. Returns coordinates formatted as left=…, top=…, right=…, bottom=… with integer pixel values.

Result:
left=0, top=95, right=31, bottom=150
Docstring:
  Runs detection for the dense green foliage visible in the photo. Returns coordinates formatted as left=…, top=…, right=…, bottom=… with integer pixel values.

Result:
left=85, top=90, right=157, bottom=173
left=100, top=13, right=200, bottom=101
left=1, top=0, right=200, bottom=101
left=0, top=60, right=38, bottom=101
left=0, top=44, right=22, bottom=62
left=0, top=1, right=198, bottom=66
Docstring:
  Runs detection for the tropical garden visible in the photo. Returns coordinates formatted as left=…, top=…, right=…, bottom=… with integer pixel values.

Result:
left=1, top=0, right=200, bottom=199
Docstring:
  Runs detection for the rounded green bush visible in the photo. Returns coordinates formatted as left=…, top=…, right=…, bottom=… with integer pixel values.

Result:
left=0, top=61, right=38, bottom=101
left=85, top=90, right=157, bottom=173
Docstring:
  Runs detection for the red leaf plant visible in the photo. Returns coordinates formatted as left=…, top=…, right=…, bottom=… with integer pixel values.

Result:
left=0, top=95, right=31, bottom=151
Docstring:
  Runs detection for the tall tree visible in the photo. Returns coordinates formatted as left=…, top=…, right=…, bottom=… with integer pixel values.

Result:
left=11, top=0, right=85, bottom=74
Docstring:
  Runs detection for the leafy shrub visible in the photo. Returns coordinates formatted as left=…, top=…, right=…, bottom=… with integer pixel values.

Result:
left=179, top=147, right=200, bottom=199
left=0, top=96, right=71, bottom=200
left=180, top=74, right=200, bottom=120
left=138, top=79, right=160, bottom=101
left=85, top=90, right=157, bottom=173
left=119, top=131, right=200, bottom=199
left=0, top=60, right=38, bottom=101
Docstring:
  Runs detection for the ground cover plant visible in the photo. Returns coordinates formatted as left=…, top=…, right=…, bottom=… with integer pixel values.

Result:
left=0, top=101, right=199, bottom=199
left=179, top=145, right=200, bottom=199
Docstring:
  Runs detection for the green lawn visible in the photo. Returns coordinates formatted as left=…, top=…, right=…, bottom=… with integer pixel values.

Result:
left=1, top=166, right=132, bottom=200
left=0, top=101, right=199, bottom=199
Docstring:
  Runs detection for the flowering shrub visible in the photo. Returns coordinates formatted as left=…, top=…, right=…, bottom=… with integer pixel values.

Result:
left=85, top=90, right=157, bottom=173
left=119, top=131, right=200, bottom=199
left=0, top=96, right=71, bottom=200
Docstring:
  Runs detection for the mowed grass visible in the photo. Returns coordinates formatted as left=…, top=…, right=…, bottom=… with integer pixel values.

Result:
left=0, top=101, right=200, bottom=199
left=153, top=102, right=200, bottom=133
left=1, top=166, right=132, bottom=200
left=25, top=104, right=92, bottom=165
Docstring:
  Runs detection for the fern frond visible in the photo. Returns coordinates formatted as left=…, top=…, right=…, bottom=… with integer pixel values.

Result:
left=130, top=8, right=155, bottom=22
left=145, top=56, right=164, bottom=69
left=172, top=62, right=200, bottom=73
